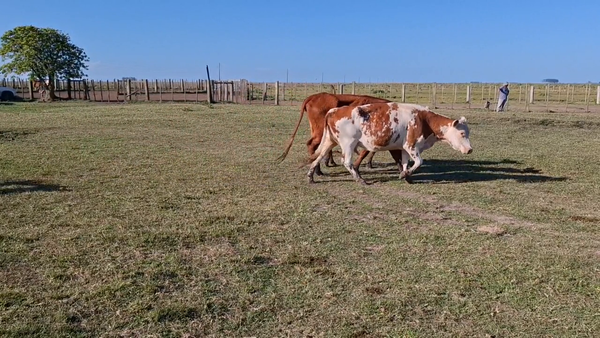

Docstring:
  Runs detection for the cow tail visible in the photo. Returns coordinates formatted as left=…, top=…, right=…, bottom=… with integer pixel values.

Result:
left=276, top=97, right=310, bottom=163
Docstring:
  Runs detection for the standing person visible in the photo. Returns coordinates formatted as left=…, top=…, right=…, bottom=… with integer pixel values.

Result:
left=496, top=83, right=509, bottom=112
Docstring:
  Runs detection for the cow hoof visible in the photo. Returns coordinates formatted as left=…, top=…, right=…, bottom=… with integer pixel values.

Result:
left=307, top=177, right=316, bottom=184
left=315, top=167, right=324, bottom=176
left=399, top=170, right=409, bottom=179
left=358, top=179, right=368, bottom=185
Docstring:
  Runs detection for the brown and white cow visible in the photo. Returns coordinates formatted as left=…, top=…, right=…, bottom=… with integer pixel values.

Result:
left=276, top=92, right=402, bottom=175
left=307, top=102, right=472, bottom=184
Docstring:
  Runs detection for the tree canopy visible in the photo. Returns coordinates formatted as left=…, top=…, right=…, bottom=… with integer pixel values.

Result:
left=0, top=26, right=89, bottom=99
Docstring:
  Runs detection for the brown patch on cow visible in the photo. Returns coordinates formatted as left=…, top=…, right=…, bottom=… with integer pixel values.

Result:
left=390, top=103, right=399, bottom=111
left=405, top=109, right=454, bottom=148
left=358, top=103, right=394, bottom=147
left=393, top=117, right=399, bottom=124
left=476, top=225, right=507, bottom=236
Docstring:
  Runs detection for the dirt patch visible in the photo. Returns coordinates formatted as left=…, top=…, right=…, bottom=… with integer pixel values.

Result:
left=569, top=215, right=600, bottom=223
left=0, top=130, right=36, bottom=143
left=476, top=226, right=507, bottom=236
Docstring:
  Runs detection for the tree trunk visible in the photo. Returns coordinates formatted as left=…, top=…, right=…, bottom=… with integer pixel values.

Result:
left=67, top=79, right=72, bottom=100
left=48, top=75, right=57, bottom=101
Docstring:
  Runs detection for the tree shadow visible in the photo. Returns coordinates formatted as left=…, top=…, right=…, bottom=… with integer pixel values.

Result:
left=0, top=180, right=71, bottom=195
left=318, top=159, right=569, bottom=184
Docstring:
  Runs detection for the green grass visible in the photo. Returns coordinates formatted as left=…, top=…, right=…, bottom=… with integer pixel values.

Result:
left=1, top=101, right=599, bottom=337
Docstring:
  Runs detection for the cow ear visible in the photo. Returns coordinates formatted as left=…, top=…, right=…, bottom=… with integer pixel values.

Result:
left=452, top=119, right=459, bottom=127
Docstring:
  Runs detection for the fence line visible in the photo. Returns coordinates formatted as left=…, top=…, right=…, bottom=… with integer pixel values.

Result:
left=2, top=78, right=599, bottom=113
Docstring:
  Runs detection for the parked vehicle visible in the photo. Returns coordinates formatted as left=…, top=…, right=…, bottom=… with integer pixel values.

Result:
left=0, top=86, right=17, bottom=101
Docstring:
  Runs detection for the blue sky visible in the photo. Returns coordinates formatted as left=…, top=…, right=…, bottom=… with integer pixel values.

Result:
left=1, top=0, right=598, bottom=83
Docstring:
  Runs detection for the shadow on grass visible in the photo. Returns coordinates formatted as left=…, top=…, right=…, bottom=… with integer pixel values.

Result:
left=317, top=159, right=569, bottom=184
left=0, top=180, right=71, bottom=195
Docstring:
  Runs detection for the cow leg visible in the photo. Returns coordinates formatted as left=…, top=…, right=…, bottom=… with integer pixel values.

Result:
left=389, top=149, right=403, bottom=172
left=401, top=148, right=423, bottom=179
left=325, top=149, right=337, bottom=167
left=341, top=142, right=367, bottom=185
left=352, top=149, right=371, bottom=172
left=365, top=151, right=376, bottom=168
left=307, top=139, right=336, bottom=184
left=307, top=137, right=325, bottom=176
left=398, top=149, right=411, bottom=182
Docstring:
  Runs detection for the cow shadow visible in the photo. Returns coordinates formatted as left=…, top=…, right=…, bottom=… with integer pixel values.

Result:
left=0, top=180, right=71, bottom=195
left=319, top=159, right=568, bottom=184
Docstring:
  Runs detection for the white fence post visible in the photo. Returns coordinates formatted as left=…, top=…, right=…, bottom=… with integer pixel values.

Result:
left=466, top=85, right=471, bottom=103
left=529, top=85, right=535, bottom=104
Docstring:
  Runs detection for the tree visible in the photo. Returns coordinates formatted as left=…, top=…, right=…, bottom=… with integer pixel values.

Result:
left=0, top=26, right=89, bottom=101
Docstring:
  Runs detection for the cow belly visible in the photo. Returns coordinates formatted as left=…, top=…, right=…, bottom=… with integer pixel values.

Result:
left=358, top=128, right=406, bottom=152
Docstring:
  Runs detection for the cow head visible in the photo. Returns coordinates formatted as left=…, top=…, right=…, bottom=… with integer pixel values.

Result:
left=441, top=117, right=472, bottom=154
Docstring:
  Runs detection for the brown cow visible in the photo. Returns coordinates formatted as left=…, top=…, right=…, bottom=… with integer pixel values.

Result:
left=276, top=92, right=403, bottom=175
left=307, top=102, right=473, bottom=185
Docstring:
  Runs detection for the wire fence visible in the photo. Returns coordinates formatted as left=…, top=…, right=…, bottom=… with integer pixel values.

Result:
left=2, top=77, right=599, bottom=113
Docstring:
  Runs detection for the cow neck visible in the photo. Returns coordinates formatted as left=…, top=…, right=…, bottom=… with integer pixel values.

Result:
left=416, top=110, right=453, bottom=139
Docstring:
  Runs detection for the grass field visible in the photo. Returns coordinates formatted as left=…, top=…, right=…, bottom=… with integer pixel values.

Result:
left=1, top=101, right=599, bottom=337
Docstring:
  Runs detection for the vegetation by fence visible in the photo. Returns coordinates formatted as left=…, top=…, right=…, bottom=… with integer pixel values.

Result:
left=2, top=77, right=600, bottom=113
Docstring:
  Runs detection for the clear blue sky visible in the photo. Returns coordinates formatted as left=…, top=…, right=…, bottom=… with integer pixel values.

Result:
left=1, top=0, right=599, bottom=83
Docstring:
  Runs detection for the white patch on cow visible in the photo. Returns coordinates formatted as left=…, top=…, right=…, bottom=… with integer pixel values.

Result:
left=440, top=120, right=472, bottom=154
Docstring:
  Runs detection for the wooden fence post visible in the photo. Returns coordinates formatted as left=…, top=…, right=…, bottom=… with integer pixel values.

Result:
left=466, top=85, right=471, bottom=103
left=144, top=79, right=150, bottom=101
left=452, top=84, right=457, bottom=109
left=596, top=86, right=600, bottom=105
left=585, top=84, right=590, bottom=112
left=159, top=81, right=163, bottom=103
left=126, top=79, right=132, bottom=101
left=181, top=79, right=186, bottom=102
left=91, top=80, right=96, bottom=101
left=529, top=85, right=535, bottom=104
left=352, top=81, right=356, bottom=95
left=171, top=80, right=175, bottom=102
left=99, top=80, right=104, bottom=102
left=262, top=83, right=267, bottom=104
left=206, top=80, right=212, bottom=103
left=401, top=84, right=406, bottom=103
left=564, top=84, right=570, bottom=112
left=275, top=81, right=280, bottom=105
left=545, top=84, right=550, bottom=112
left=107, top=80, right=111, bottom=102
left=83, top=80, right=90, bottom=100
left=206, top=65, right=213, bottom=104
left=431, top=83, right=437, bottom=107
